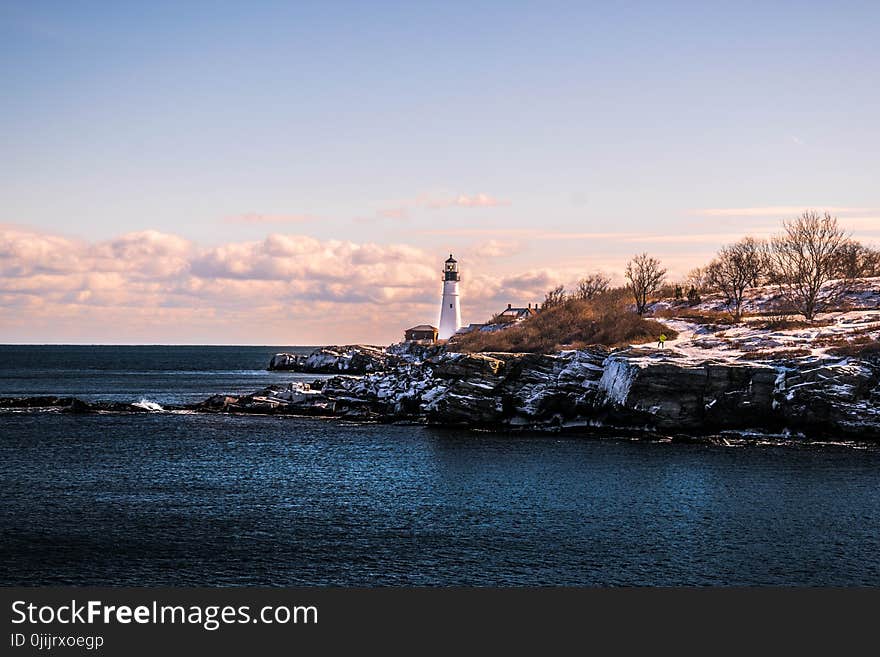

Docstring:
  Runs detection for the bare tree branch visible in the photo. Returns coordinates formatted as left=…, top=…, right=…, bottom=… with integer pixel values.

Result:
left=769, top=211, right=848, bottom=320
left=705, top=237, right=768, bottom=320
left=625, top=253, right=666, bottom=315
left=543, top=284, right=567, bottom=308
left=573, top=272, right=610, bottom=300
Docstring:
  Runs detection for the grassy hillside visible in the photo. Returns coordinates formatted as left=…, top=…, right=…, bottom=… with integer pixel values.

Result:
left=450, top=289, right=677, bottom=353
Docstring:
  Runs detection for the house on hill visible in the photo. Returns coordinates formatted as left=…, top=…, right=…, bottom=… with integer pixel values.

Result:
left=496, top=303, right=540, bottom=322
left=404, top=325, right=438, bottom=343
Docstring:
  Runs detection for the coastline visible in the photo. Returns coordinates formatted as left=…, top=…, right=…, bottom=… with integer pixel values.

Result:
left=4, top=342, right=878, bottom=444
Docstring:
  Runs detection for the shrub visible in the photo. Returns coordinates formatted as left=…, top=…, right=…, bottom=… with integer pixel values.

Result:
left=738, top=348, right=812, bottom=361
left=653, top=308, right=736, bottom=326
left=750, top=317, right=832, bottom=331
left=826, top=337, right=880, bottom=358
left=451, top=291, right=677, bottom=353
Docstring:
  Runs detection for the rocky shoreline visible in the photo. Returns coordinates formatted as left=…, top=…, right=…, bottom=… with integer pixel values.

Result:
left=267, top=342, right=444, bottom=374
left=4, top=344, right=879, bottom=441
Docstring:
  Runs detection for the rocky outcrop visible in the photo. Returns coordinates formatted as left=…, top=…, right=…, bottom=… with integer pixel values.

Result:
left=599, top=356, right=781, bottom=432
left=385, top=340, right=445, bottom=362
left=268, top=342, right=445, bottom=374
left=257, top=348, right=880, bottom=439
left=774, top=360, right=880, bottom=434
left=268, top=345, right=394, bottom=374
left=5, top=347, right=879, bottom=440
left=0, top=396, right=160, bottom=413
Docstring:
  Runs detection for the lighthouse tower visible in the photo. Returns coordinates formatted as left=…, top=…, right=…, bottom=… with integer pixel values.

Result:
left=438, top=254, right=462, bottom=340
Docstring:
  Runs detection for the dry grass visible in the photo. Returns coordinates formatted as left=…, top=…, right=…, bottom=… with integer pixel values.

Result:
left=825, top=336, right=880, bottom=358
left=451, top=289, right=677, bottom=353
left=748, top=317, right=833, bottom=331
left=654, top=307, right=737, bottom=326
left=738, top=348, right=812, bottom=361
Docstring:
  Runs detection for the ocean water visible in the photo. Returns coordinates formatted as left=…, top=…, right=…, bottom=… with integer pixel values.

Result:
left=1, top=345, right=879, bottom=586
left=0, top=344, right=321, bottom=405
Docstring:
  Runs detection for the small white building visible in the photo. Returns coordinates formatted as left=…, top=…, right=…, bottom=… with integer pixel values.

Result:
left=404, top=325, right=438, bottom=343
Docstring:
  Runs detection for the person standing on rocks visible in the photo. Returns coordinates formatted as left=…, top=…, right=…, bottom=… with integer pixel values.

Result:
left=658, top=333, right=667, bottom=349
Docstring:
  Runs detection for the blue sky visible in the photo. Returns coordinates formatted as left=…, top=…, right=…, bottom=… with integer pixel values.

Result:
left=1, top=1, right=879, bottom=343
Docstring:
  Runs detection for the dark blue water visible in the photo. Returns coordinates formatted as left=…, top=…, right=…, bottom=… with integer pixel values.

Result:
left=1, top=346, right=879, bottom=586
left=0, top=344, right=322, bottom=405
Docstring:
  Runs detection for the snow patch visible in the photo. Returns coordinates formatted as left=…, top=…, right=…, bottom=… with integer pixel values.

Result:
left=599, top=358, right=639, bottom=405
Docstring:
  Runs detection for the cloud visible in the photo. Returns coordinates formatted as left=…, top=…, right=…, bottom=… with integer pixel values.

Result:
left=417, top=228, right=536, bottom=237
left=838, top=216, right=880, bottom=233
left=191, top=236, right=437, bottom=301
left=377, top=206, right=410, bottom=220
left=0, top=228, right=450, bottom=342
left=354, top=205, right=411, bottom=223
left=0, top=227, right=86, bottom=277
left=224, top=213, right=319, bottom=225
left=426, top=193, right=510, bottom=209
left=362, top=192, right=511, bottom=223
left=4, top=210, right=875, bottom=344
left=0, top=226, right=579, bottom=343
left=466, top=240, right=522, bottom=259
left=418, top=228, right=744, bottom=244
left=92, top=230, right=193, bottom=279
left=690, top=206, right=876, bottom=218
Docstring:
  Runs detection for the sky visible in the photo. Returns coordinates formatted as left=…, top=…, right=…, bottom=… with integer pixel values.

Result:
left=2, top=0, right=879, bottom=344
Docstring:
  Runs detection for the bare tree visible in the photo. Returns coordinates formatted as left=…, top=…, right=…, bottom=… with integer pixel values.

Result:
left=686, top=266, right=711, bottom=292
left=770, top=211, right=848, bottom=320
left=625, top=253, right=666, bottom=315
left=574, top=272, right=610, bottom=300
left=865, top=246, right=880, bottom=277
left=705, top=237, right=768, bottom=320
left=543, top=284, right=567, bottom=308
left=835, top=239, right=873, bottom=286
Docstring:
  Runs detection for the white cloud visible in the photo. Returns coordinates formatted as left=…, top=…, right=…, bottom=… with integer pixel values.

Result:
left=466, top=239, right=522, bottom=259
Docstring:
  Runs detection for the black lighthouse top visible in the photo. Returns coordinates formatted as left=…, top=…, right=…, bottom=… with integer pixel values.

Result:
left=444, top=254, right=460, bottom=281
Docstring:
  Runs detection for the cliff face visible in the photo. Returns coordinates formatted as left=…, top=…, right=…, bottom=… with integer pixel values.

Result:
left=8, top=347, right=876, bottom=440
left=293, top=349, right=880, bottom=439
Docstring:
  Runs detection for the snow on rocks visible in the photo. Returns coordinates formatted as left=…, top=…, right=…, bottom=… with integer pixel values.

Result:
left=599, top=357, right=640, bottom=405
left=266, top=381, right=322, bottom=403
left=691, top=276, right=880, bottom=316
left=252, top=285, right=880, bottom=437
left=11, top=339, right=878, bottom=439
left=642, top=280, right=880, bottom=365
left=268, top=345, right=394, bottom=374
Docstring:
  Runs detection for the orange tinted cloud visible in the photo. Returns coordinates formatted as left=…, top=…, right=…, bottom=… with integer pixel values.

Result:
left=426, top=193, right=510, bottom=209
left=224, top=213, right=319, bottom=224
left=0, top=226, right=565, bottom=343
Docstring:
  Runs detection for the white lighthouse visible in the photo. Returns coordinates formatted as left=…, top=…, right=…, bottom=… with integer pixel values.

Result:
left=438, top=254, right=462, bottom=340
